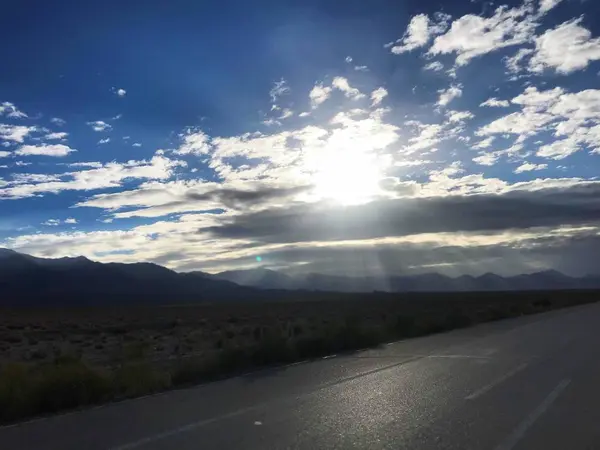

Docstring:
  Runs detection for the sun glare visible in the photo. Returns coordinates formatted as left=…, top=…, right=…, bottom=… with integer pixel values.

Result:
left=312, top=149, right=384, bottom=205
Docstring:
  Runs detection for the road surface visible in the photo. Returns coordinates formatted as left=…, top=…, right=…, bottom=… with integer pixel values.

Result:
left=2, top=301, right=600, bottom=450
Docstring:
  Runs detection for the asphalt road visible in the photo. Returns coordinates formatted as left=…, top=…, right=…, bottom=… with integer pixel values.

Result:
left=3, top=302, right=600, bottom=450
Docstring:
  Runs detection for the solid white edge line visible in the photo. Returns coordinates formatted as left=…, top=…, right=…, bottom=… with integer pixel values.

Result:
left=494, top=379, right=571, bottom=450
left=466, top=363, right=529, bottom=400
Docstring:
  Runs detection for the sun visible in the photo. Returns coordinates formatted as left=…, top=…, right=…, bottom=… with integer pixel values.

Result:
left=312, top=148, right=385, bottom=205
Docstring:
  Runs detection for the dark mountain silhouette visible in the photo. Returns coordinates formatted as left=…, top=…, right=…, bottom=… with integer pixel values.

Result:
left=0, top=248, right=252, bottom=307
left=2, top=248, right=600, bottom=306
left=215, top=268, right=600, bottom=293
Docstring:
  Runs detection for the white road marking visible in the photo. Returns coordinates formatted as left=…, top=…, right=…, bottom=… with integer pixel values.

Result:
left=494, top=379, right=571, bottom=450
left=427, top=354, right=491, bottom=359
left=254, top=421, right=262, bottom=426
left=108, top=356, right=423, bottom=449
left=109, top=406, right=259, bottom=450
left=466, top=363, right=529, bottom=400
left=322, top=354, right=337, bottom=359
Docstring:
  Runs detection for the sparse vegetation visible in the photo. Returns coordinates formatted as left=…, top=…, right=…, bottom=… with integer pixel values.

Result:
left=0, top=290, right=598, bottom=423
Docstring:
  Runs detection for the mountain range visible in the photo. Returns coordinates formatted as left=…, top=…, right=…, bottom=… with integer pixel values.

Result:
left=0, top=248, right=251, bottom=306
left=1, top=248, right=600, bottom=306
left=214, top=268, right=600, bottom=294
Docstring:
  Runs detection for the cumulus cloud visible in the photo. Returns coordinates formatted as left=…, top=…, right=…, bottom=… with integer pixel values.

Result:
left=538, top=0, right=564, bottom=15
left=370, top=87, right=388, bottom=107
left=529, top=19, right=600, bottom=75
left=309, top=83, right=332, bottom=108
left=15, top=144, right=76, bottom=157
left=0, top=124, right=36, bottom=143
left=514, top=162, right=548, bottom=173
left=116, top=88, right=127, bottom=97
left=388, top=13, right=451, bottom=54
left=331, top=77, right=365, bottom=100
left=428, top=3, right=537, bottom=66
left=0, top=102, right=27, bottom=119
left=98, top=138, right=111, bottom=145
left=175, top=129, right=211, bottom=155
left=45, top=132, right=68, bottom=140
left=423, top=61, right=444, bottom=72
left=437, top=84, right=462, bottom=106
left=480, top=98, right=510, bottom=107
left=87, top=121, right=112, bottom=132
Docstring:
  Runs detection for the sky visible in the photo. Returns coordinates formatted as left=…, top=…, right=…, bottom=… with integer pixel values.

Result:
left=1, top=0, right=600, bottom=277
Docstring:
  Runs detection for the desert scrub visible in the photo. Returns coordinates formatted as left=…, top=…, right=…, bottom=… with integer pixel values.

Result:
left=112, top=363, right=171, bottom=397
left=0, top=360, right=111, bottom=422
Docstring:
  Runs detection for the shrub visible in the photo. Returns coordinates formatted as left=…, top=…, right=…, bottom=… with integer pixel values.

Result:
left=31, top=361, right=111, bottom=413
left=112, top=363, right=170, bottom=397
left=0, top=363, right=33, bottom=421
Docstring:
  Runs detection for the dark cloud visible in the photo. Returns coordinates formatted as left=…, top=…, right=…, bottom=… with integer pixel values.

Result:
left=180, top=229, right=600, bottom=277
left=199, top=183, right=600, bottom=243
left=186, top=185, right=311, bottom=209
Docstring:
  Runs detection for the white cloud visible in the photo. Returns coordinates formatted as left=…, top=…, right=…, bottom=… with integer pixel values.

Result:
left=446, top=110, right=473, bottom=123
left=68, top=162, right=104, bottom=168
left=0, top=124, right=36, bottom=143
left=331, top=77, right=365, bottom=100
left=354, top=65, right=368, bottom=72
left=98, top=138, right=111, bottom=145
left=345, top=56, right=353, bottom=63
left=529, top=19, right=600, bottom=75
left=423, top=61, right=444, bottom=72
left=505, top=48, right=534, bottom=73
left=429, top=3, right=537, bottom=66
left=279, top=109, right=293, bottom=120
left=87, top=121, right=112, bottom=132
left=42, top=217, right=78, bottom=226
left=480, top=98, right=510, bottom=107
left=536, top=138, right=581, bottom=159
left=45, top=132, right=68, bottom=140
left=309, top=83, right=333, bottom=109
left=50, top=117, right=66, bottom=126
left=132, top=142, right=142, bottom=147
left=0, top=151, right=11, bottom=158
left=437, top=84, right=463, bottom=107
left=389, top=13, right=450, bottom=54
left=269, top=79, right=290, bottom=104
left=472, top=136, right=495, bottom=150
left=514, top=162, right=548, bottom=173
left=538, top=0, right=563, bottom=14
left=473, top=152, right=501, bottom=166
left=0, top=102, right=27, bottom=119
left=175, top=129, right=211, bottom=155
left=262, top=118, right=281, bottom=127
left=0, top=155, right=184, bottom=199
left=15, top=144, right=76, bottom=157
left=478, top=86, right=600, bottom=158
left=370, top=87, right=388, bottom=107
left=116, top=88, right=127, bottom=97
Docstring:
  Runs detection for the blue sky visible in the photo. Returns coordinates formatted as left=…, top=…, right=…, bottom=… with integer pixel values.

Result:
left=1, top=0, right=600, bottom=276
